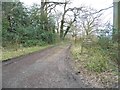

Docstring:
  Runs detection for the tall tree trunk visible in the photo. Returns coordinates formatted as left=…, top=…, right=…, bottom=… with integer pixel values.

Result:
left=60, top=19, right=64, bottom=39
left=60, top=2, right=67, bottom=40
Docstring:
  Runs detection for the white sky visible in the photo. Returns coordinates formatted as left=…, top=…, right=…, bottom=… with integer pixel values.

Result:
left=20, top=0, right=112, bottom=9
left=20, top=0, right=113, bottom=24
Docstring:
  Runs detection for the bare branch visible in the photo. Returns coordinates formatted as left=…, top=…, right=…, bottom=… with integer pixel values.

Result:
left=44, top=2, right=66, bottom=4
left=91, top=6, right=113, bottom=15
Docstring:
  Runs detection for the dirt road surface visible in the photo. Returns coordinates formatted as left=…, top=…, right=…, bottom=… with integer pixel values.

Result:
left=2, top=44, right=89, bottom=88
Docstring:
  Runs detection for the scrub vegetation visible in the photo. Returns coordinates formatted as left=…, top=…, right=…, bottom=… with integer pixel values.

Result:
left=1, top=0, right=118, bottom=88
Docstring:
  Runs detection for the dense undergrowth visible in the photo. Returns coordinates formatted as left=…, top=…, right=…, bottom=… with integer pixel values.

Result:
left=71, top=37, right=118, bottom=88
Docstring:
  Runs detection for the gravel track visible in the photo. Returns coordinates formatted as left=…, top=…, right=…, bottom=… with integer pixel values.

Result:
left=2, top=44, right=88, bottom=88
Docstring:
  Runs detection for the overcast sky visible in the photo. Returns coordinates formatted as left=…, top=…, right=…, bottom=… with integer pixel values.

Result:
left=20, top=0, right=113, bottom=24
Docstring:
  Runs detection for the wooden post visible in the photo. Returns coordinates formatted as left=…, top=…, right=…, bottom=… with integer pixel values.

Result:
left=113, top=0, right=120, bottom=31
left=113, top=0, right=120, bottom=41
left=113, top=0, right=120, bottom=80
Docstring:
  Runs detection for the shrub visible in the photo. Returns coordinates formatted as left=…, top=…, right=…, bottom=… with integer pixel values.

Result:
left=97, top=36, right=118, bottom=65
left=22, top=40, right=37, bottom=47
left=22, top=40, right=47, bottom=47
left=97, top=36, right=112, bottom=50
left=37, top=40, right=47, bottom=46
left=86, top=48, right=109, bottom=73
left=108, top=42, right=118, bottom=64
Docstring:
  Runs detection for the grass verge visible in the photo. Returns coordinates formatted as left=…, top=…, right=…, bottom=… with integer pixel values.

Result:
left=71, top=43, right=118, bottom=88
left=2, top=45, right=53, bottom=61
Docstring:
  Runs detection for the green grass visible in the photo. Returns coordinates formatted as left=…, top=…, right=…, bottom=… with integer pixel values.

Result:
left=1, top=40, right=69, bottom=61
left=1, top=45, right=52, bottom=61
left=85, top=47, right=109, bottom=73
left=70, top=43, right=82, bottom=60
left=71, top=43, right=118, bottom=87
left=71, top=43, right=118, bottom=73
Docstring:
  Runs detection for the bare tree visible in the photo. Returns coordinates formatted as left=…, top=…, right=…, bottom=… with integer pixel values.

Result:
left=78, top=7, right=102, bottom=38
left=40, top=1, right=111, bottom=40
left=59, top=1, right=83, bottom=39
